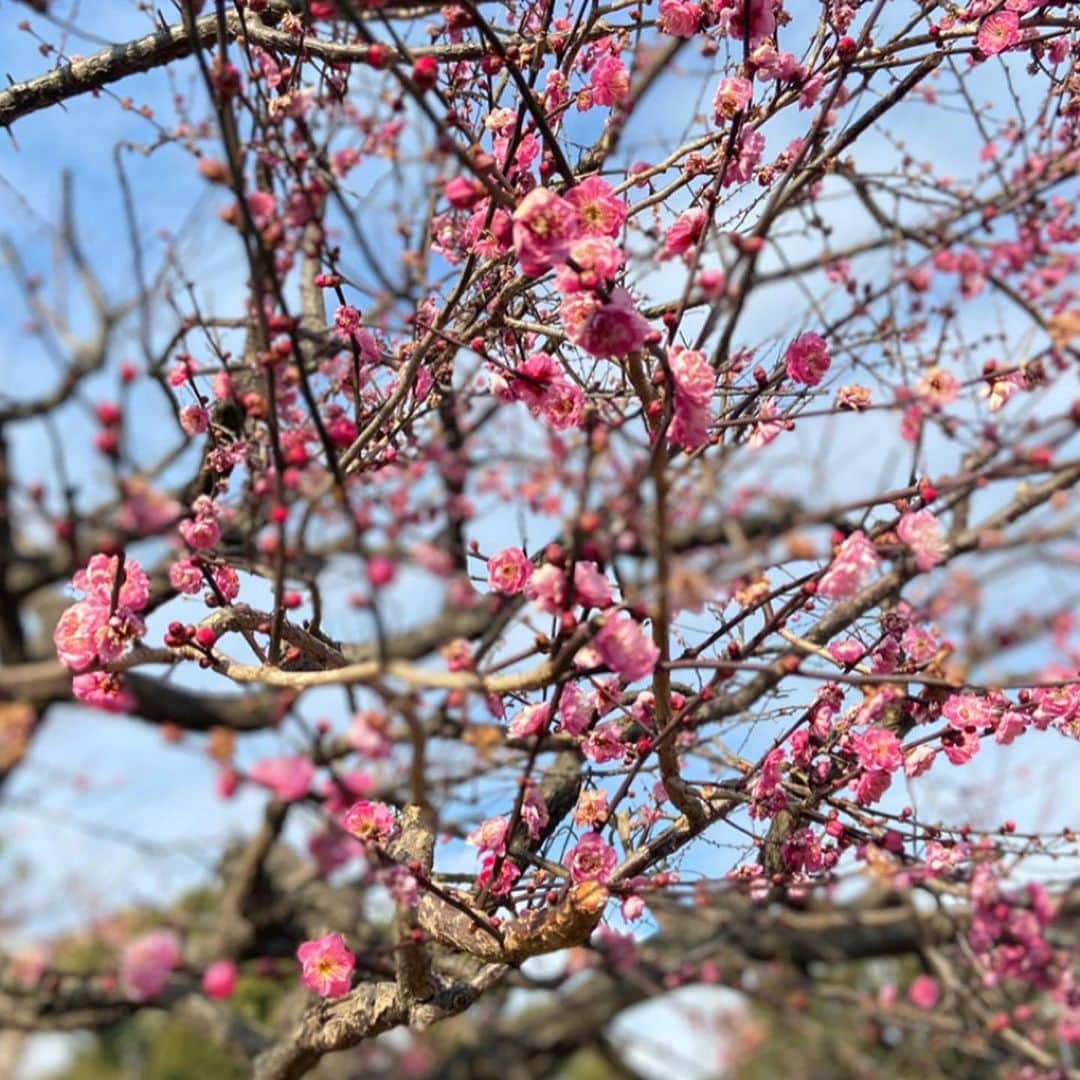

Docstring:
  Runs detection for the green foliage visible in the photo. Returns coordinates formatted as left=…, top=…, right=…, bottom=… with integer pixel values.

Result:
left=55, top=1016, right=245, bottom=1080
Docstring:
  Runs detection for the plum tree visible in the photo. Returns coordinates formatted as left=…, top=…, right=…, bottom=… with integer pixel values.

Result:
left=0, top=1, right=1078, bottom=1077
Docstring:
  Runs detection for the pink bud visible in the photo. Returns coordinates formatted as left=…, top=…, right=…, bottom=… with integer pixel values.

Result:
left=202, top=960, right=238, bottom=1000
left=366, top=556, right=396, bottom=588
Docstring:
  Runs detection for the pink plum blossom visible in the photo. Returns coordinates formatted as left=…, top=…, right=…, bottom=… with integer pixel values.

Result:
left=341, top=800, right=397, bottom=845
left=713, top=76, right=752, bottom=121
left=560, top=288, right=650, bottom=358
left=977, top=11, right=1021, bottom=57
left=658, top=0, right=700, bottom=37
left=487, top=547, right=533, bottom=595
left=785, top=332, right=831, bottom=386
left=202, top=960, right=238, bottom=1000
left=512, top=188, right=582, bottom=274
left=590, top=54, right=629, bottom=107
left=120, top=929, right=181, bottom=1001
left=71, top=671, right=136, bottom=712
left=297, top=933, right=355, bottom=998
left=818, top=531, right=881, bottom=600
left=573, top=561, right=614, bottom=608
left=660, top=208, right=707, bottom=260
left=897, top=510, right=948, bottom=571
left=565, top=176, right=626, bottom=237
left=907, top=975, right=940, bottom=1010
left=73, top=554, right=150, bottom=611
left=854, top=728, right=903, bottom=773
left=508, top=702, right=551, bottom=739
left=526, top=563, right=567, bottom=614
left=248, top=756, right=315, bottom=801
left=566, top=832, right=618, bottom=883
left=594, top=616, right=660, bottom=683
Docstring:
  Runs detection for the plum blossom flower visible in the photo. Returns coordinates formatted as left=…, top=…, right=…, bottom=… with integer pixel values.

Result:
left=748, top=399, right=785, bottom=449
left=120, top=930, right=181, bottom=1001
left=520, top=783, right=550, bottom=840
left=332, top=305, right=381, bottom=363
left=179, top=405, right=209, bottom=435
left=348, top=710, right=393, bottom=758
left=297, top=933, right=355, bottom=998
left=897, top=510, right=947, bottom=571
left=836, top=384, right=871, bottom=410
left=73, top=554, right=151, bottom=612
left=574, top=789, right=610, bottom=827
left=781, top=827, right=823, bottom=873
left=54, top=601, right=109, bottom=672
left=443, top=175, right=485, bottom=210
left=751, top=43, right=801, bottom=82
left=341, top=799, right=397, bottom=845
left=904, top=744, right=935, bottom=778
left=566, top=832, right=618, bottom=883
left=467, top=816, right=510, bottom=855
left=908, top=974, right=940, bottom=1010
left=377, top=863, right=419, bottom=908
left=508, top=702, right=551, bottom=739
left=71, top=671, right=137, bottom=713
left=559, top=683, right=593, bottom=736
left=713, top=76, right=752, bottom=122
left=942, top=694, right=991, bottom=732
left=169, top=557, right=204, bottom=595
left=542, top=381, right=587, bottom=430
left=573, top=561, right=614, bottom=608
left=828, top=640, right=865, bottom=666
left=553, top=235, right=624, bottom=293
left=565, top=176, right=626, bottom=237
left=115, top=480, right=182, bottom=535
left=853, top=768, right=892, bottom=805
left=594, top=616, right=660, bottom=683
left=590, top=54, right=629, bottom=107
left=723, top=0, right=776, bottom=48
left=213, top=565, right=240, bottom=602
left=477, top=851, right=520, bottom=896
left=309, top=828, right=363, bottom=876
left=982, top=371, right=1026, bottom=412
left=658, top=0, right=700, bottom=36
left=941, top=726, right=980, bottom=765
left=179, top=495, right=222, bottom=551
left=723, top=128, right=765, bottom=186
left=668, top=347, right=716, bottom=450
left=660, top=208, right=707, bottom=260
left=202, top=960, right=238, bottom=1000
left=854, top=728, right=903, bottom=773
left=54, top=555, right=150, bottom=673
left=487, top=547, right=533, bottom=595
left=818, top=531, right=881, bottom=600
left=503, top=350, right=563, bottom=409
left=560, top=287, right=650, bottom=358
left=785, top=332, right=831, bottom=386
left=916, top=365, right=959, bottom=408
left=248, top=756, right=315, bottom=801
left=526, top=563, right=567, bottom=614
left=512, top=188, right=582, bottom=275
left=581, top=722, right=624, bottom=763
left=977, top=10, right=1021, bottom=56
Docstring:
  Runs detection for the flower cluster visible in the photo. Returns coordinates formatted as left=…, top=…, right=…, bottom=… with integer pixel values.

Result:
left=54, top=555, right=150, bottom=712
